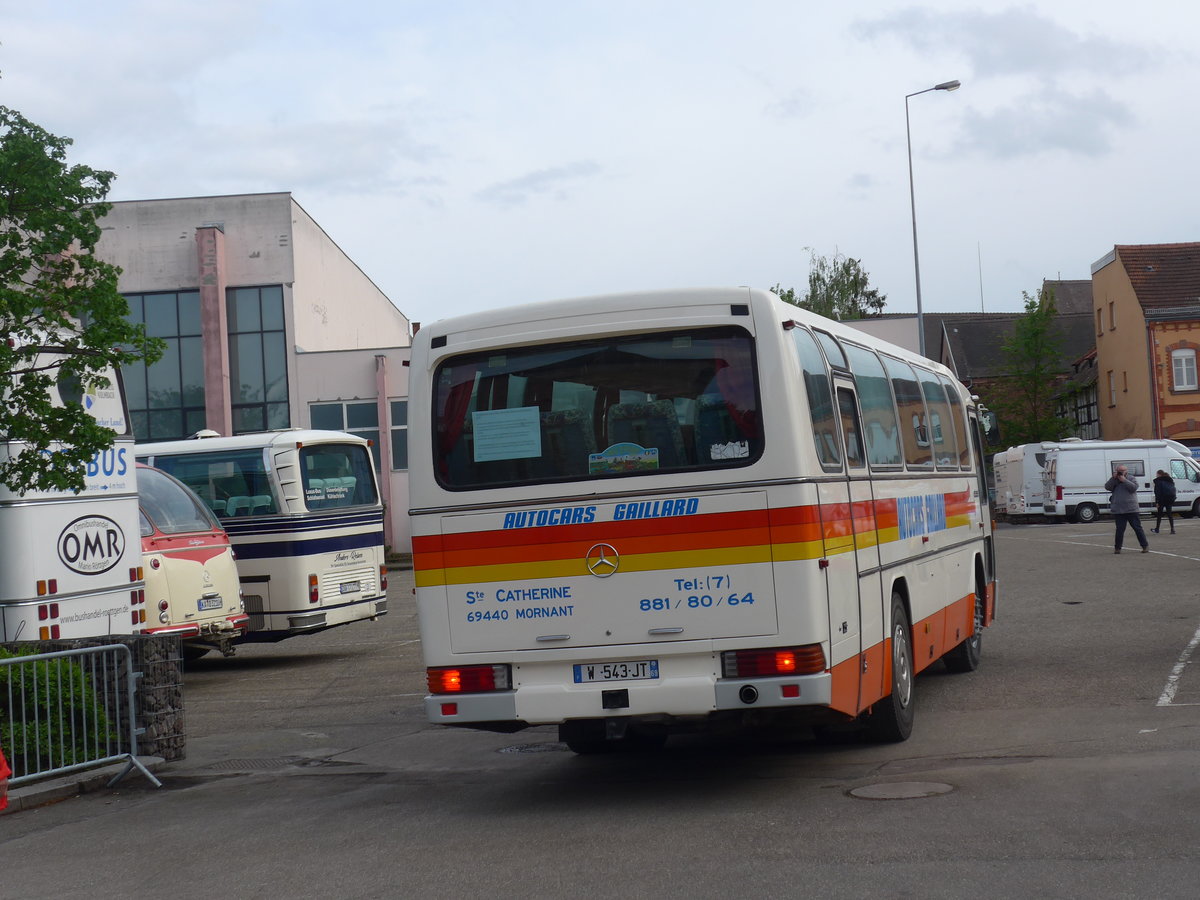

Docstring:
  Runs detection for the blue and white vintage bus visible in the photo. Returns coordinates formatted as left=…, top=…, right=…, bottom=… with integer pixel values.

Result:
left=136, top=430, right=387, bottom=642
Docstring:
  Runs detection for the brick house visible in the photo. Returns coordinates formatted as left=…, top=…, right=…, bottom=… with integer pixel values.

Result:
left=1091, top=242, right=1200, bottom=449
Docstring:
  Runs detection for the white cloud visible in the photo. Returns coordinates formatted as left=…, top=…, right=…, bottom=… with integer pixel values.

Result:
left=1, top=0, right=1197, bottom=328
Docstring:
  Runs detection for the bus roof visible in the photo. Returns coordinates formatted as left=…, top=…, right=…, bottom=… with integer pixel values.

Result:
left=135, top=429, right=369, bottom=456
left=411, top=286, right=962, bottom=385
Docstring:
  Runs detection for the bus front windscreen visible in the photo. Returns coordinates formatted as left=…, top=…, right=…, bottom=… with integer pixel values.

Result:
left=433, top=326, right=761, bottom=489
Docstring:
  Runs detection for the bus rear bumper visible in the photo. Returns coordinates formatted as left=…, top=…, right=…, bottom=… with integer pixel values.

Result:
left=424, top=671, right=834, bottom=729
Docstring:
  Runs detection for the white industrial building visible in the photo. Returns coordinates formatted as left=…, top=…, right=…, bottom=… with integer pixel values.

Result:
left=95, top=192, right=414, bottom=551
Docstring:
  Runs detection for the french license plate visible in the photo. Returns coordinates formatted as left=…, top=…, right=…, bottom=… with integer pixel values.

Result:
left=573, top=659, right=659, bottom=684
left=339, top=581, right=361, bottom=594
left=197, top=596, right=222, bottom=611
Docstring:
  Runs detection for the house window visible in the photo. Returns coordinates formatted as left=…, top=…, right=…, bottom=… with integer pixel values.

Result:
left=310, top=401, right=381, bottom=468
left=1172, top=349, right=1198, bottom=392
left=1108, top=301, right=1116, bottom=331
left=1096, top=309, right=1103, bottom=337
left=1108, top=371, right=1116, bottom=407
left=228, top=285, right=289, bottom=433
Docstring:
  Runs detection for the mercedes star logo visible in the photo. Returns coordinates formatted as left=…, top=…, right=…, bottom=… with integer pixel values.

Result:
left=586, top=543, right=620, bottom=578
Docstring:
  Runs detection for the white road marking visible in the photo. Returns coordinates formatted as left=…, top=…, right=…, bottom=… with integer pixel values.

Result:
left=1158, top=622, right=1200, bottom=706
left=1000, top=532, right=1200, bottom=560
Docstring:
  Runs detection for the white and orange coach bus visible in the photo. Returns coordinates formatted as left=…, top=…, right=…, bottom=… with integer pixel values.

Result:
left=408, top=287, right=996, bottom=752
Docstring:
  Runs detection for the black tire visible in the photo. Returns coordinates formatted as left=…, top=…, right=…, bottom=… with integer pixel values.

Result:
left=559, top=720, right=613, bottom=755
left=944, top=577, right=984, bottom=674
left=867, top=593, right=915, bottom=743
left=559, top=721, right=667, bottom=754
left=1074, top=503, right=1099, bottom=524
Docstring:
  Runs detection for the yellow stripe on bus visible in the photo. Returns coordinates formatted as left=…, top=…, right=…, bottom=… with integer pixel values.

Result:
left=415, top=544, right=775, bottom=588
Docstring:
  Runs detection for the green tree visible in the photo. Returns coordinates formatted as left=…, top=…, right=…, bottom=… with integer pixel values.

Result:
left=987, top=286, right=1072, bottom=445
left=773, top=249, right=887, bottom=320
left=0, top=106, right=160, bottom=495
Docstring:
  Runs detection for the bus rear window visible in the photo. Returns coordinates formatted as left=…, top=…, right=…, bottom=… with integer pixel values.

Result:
left=300, top=444, right=378, bottom=509
left=433, top=327, right=761, bottom=489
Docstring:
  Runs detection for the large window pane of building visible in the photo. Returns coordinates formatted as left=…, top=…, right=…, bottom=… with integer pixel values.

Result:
left=121, top=290, right=204, bottom=440
left=228, top=285, right=290, bottom=434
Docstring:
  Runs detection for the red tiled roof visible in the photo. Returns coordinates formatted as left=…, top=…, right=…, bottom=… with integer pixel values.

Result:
left=1116, top=242, right=1200, bottom=308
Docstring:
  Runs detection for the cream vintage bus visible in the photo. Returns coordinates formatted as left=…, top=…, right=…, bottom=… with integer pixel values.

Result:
left=408, top=288, right=996, bottom=752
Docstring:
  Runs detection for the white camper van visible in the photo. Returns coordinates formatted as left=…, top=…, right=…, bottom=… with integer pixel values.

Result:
left=1041, top=439, right=1200, bottom=523
left=994, top=442, right=1060, bottom=519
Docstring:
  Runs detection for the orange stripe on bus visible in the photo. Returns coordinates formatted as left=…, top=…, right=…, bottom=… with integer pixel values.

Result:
left=414, top=508, right=769, bottom=554
left=431, top=525, right=773, bottom=570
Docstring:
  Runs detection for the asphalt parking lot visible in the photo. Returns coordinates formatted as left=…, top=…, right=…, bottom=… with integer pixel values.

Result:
left=7, top=523, right=1200, bottom=898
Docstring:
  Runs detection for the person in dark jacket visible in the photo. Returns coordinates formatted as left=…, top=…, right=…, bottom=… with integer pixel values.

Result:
left=1152, top=469, right=1177, bottom=534
left=1105, top=465, right=1148, bottom=553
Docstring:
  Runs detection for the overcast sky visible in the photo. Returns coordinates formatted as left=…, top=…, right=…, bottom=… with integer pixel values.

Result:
left=2, top=1, right=1195, bottom=330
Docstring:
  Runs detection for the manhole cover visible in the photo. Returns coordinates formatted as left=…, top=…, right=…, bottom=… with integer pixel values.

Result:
left=849, top=781, right=954, bottom=800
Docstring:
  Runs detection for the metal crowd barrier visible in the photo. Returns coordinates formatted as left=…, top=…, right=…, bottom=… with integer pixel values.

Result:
left=0, top=644, right=161, bottom=789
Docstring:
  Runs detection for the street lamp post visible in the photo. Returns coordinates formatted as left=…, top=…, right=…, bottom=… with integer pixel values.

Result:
left=906, top=79, right=960, bottom=359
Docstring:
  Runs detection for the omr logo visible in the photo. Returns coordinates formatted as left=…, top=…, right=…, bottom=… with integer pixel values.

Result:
left=57, top=515, right=125, bottom=575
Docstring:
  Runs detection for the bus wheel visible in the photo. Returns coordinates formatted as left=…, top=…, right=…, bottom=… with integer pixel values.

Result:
left=1074, top=503, right=1099, bottom=524
left=944, top=578, right=984, bottom=674
left=559, top=720, right=614, bottom=755
left=868, top=594, right=915, bottom=742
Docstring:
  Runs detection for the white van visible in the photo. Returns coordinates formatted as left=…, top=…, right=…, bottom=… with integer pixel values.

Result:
left=1041, top=439, right=1200, bottom=523
left=994, top=442, right=1061, bottom=518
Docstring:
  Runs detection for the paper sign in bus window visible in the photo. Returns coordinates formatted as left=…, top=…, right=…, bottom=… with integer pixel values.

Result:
left=473, top=407, right=542, bottom=462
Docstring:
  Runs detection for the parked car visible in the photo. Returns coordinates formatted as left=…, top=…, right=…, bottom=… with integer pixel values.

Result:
left=138, top=463, right=248, bottom=659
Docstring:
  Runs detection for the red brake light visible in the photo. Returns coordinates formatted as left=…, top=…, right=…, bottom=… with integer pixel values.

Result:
left=427, top=665, right=511, bottom=694
left=309, top=574, right=319, bottom=604
left=722, top=645, right=826, bottom=678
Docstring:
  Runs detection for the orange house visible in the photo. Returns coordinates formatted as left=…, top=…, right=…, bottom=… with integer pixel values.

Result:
left=1091, top=242, right=1200, bottom=449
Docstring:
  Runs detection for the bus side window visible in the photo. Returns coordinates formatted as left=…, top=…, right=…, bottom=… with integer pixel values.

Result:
left=937, top=374, right=972, bottom=469
left=843, top=343, right=902, bottom=469
left=836, top=387, right=865, bottom=469
left=883, top=356, right=932, bottom=469
left=792, top=328, right=841, bottom=470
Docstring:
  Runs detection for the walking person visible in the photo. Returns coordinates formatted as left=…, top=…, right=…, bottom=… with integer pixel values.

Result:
left=1152, top=469, right=1177, bottom=534
left=1106, top=464, right=1149, bottom=553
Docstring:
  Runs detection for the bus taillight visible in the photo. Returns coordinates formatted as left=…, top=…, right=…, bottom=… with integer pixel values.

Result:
left=721, top=645, right=826, bottom=678
left=36, top=579, right=59, bottom=597
left=427, top=664, right=511, bottom=694
left=380, top=565, right=388, bottom=592
left=1057, top=486, right=1064, bottom=501
left=309, top=574, right=319, bottom=604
